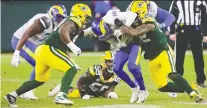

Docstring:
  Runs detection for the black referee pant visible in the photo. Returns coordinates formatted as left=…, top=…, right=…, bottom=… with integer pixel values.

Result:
left=176, top=26, right=206, bottom=84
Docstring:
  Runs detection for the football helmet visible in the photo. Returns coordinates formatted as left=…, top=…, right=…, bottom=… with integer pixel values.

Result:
left=126, top=0, right=148, bottom=19
left=48, top=4, right=67, bottom=24
left=70, top=3, right=92, bottom=26
left=91, top=19, right=112, bottom=41
left=101, top=51, right=115, bottom=73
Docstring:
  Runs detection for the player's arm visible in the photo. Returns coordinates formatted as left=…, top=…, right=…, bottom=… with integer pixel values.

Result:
left=117, top=11, right=137, bottom=27
left=15, top=16, right=50, bottom=51
left=77, top=71, right=93, bottom=97
left=59, top=21, right=81, bottom=56
left=114, top=18, right=155, bottom=37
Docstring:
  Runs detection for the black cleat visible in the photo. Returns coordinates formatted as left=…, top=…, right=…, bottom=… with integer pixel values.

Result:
left=4, top=94, right=18, bottom=108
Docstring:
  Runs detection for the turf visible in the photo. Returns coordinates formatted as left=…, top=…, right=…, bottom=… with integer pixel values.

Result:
left=1, top=52, right=207, bottom=108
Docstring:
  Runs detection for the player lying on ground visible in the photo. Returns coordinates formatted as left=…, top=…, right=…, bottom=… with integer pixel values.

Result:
left=114, top=1, right=203, bottom=103
left=5, top=3, right=92, bottom=107
left=49, top=51, right=120, bottom=100
left=10, top=4, right=67, bottom=100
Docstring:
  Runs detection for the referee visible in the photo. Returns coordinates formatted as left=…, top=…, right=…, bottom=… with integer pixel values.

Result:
left=169, top=0, right=207, bottom=88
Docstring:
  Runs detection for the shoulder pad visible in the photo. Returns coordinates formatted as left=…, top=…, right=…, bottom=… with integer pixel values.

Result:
left=141, top=16, right=156, bottom=24
left=40, top=16, right=51, bottom=29
left=68, top=17, right=82, bottom=28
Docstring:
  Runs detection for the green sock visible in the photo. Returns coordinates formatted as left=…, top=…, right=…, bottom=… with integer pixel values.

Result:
left=159, top=82, right=185, bottom=93
left=16, top=80, right=44, bottom=96
left=60, top=67, right=77, bottom=93
left=168, top=73, right=193, bottom=94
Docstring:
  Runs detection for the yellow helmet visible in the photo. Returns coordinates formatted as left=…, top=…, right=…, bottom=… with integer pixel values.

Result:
left=127, top=0, right=148, bottom=19
left=101, top=51, right=115, bottom=73
left=70, top=3, right=92, bottom=26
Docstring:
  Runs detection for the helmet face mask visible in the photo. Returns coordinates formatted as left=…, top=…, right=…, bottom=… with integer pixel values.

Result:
left=101, top=51, right=115, bottom=73
left=105, top=60, right=113, bottom=73
left=49, top=4, right=67, bottom=25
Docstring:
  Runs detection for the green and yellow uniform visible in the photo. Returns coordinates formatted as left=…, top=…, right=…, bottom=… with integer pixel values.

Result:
left=140, top=16, right=175, bottom=89
left=69, top=65, right=121, bottom=98
left=35, top=17, right=82, bottom=82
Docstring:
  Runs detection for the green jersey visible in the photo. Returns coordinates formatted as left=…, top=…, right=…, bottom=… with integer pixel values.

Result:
left=42, top=17, right=82, bottom=53
left=140, top=17, right=168, bottom=60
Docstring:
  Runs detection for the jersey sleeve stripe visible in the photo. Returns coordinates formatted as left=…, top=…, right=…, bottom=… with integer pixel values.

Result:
left=40, top=18, right=47, bottom=28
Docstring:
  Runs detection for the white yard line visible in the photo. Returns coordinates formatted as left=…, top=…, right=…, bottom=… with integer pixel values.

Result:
left=82, top=104, right=161, bottom=108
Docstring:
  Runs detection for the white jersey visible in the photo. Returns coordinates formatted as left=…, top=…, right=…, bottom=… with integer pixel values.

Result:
left=13, top=13, right=54, bottom=45
left=147, top=1, right=158, bottom=18
left=101, top=9, right=137, bottom=51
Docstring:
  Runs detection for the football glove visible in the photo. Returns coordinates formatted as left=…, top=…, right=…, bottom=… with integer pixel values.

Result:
left=82, top=94, right=90, bottom=100
left=67, top=42, right=81, bottom=56
left=11, top=50, right=20, bottom=67
left=108, top=92, right=118, bottom=99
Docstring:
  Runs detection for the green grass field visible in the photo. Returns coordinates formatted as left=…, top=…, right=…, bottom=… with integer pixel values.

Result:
left=1, top=52, right=207, bottom=108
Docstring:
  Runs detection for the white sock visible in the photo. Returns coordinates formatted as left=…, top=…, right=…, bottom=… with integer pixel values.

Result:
left=10, top=91, right=18, bottom=97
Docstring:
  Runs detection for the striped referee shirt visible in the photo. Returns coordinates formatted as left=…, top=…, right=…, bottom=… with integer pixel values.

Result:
left=169, top=0, right=207, bottom=36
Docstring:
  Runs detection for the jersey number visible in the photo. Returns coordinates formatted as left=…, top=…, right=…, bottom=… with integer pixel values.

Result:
left=90, top=82, right=109, bottom=92
left=140, top=34, right=151, bottom=43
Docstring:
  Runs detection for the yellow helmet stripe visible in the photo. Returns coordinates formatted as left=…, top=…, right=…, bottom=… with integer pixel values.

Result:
left=51, top=5, right=64, bottom=15
left=99, top=20, right=106, bottom=35
left=128, top=1, right=135, bottom=11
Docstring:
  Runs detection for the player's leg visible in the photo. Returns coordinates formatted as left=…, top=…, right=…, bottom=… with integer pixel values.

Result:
left=11, top=37, right=38, bottom=100
left=47, top=46, right=77, bottom=105
left=113, top=50, right=136, bottom=88
left=127, top=44, right=148, bottom=103
left=189, top=32, right=206, bottom=87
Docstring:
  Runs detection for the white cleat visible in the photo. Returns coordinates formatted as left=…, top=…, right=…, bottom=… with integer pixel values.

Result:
left=54, top=92, right=74, bottom=106
left=168, top=92, right=177, bottom=98
left=48, top=84, right=61, bottom=97
left=137, top=90, right=149, bottom=103
left=130, top=87, right=140, bottom=103
left=19, top=90, right=38, bottom=100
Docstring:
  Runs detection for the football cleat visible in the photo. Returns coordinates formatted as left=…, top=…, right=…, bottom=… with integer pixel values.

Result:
left=168, top=92, right=177, bottom=98
left=137, top=90, right=149, bottom=103
left=4, top=94, right=18, bottom=108
left=190, top=91, right=203, bottom=103
left=19, top=90, right=38, bottom=100
left=54, top=92, right=74, bottom=106
left=130, top=87, right=140, bottom=103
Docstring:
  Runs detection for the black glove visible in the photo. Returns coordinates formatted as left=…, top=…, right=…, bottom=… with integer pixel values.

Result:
left=114, top=18, right=124, bottom=27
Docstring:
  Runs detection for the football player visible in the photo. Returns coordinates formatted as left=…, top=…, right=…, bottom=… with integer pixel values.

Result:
left=48, top=51, right=120, bottom=100
left=10, top=4, right=67, bottom=100
left=5, top=3, right=92, bottom=107
left=114, top=1, right=203, bottom=103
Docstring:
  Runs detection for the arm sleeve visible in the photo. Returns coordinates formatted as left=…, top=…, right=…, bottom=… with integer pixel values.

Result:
left=168, top=1, right=179, bottom=34
left=156, top=7, right=175, bottom=27
left=201, top=1, right=207, bottom=36
left=39, top=16, right=50, bottom=29
left=117, top=11, right=137, bottom=27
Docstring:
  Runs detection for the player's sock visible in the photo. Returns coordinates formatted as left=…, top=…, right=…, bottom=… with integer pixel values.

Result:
left=129, top=65, right=145, bottom=90
left=168, top=73, right=193, bottom=94
left=9, top=91, right=18, bottom=97
left=115, top=69, right=136, bottom=88
left=15, top=80, right=44, bottom=96
left=159, top=82, right=185, bottom=92
left=60, top=67, right=77, bottom=93
left=29, top=69, right=36, bottom=80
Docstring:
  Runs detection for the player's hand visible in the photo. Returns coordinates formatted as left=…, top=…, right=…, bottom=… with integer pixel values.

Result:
left=114, top=29, right=124, bottom=38
left=67, top=42, right=81, bottom=56
left=82, top=94, right=90, bottom=100
left=110, top=44, right=120, bottom=51
left=11, top=50, right=20, bottom=67
left=203, top=36, right=207, bottom=43
left=108, top=92, right=118, bottom=99
left=169, top=34, right=176, bottom=41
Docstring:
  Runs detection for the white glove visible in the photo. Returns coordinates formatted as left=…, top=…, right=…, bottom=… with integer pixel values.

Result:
left=82, top=94, right=90, bottom=100
left=67, top=42, right=81, bottom=56
left=114, top=29, right=124, bottom=38
left=107, top=92, right=118, bottom=99
left=11, top=50, right=20, bottom=67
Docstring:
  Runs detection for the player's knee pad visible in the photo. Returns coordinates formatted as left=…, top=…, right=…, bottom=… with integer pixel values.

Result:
left=168, top=72, right=180, bottom=81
